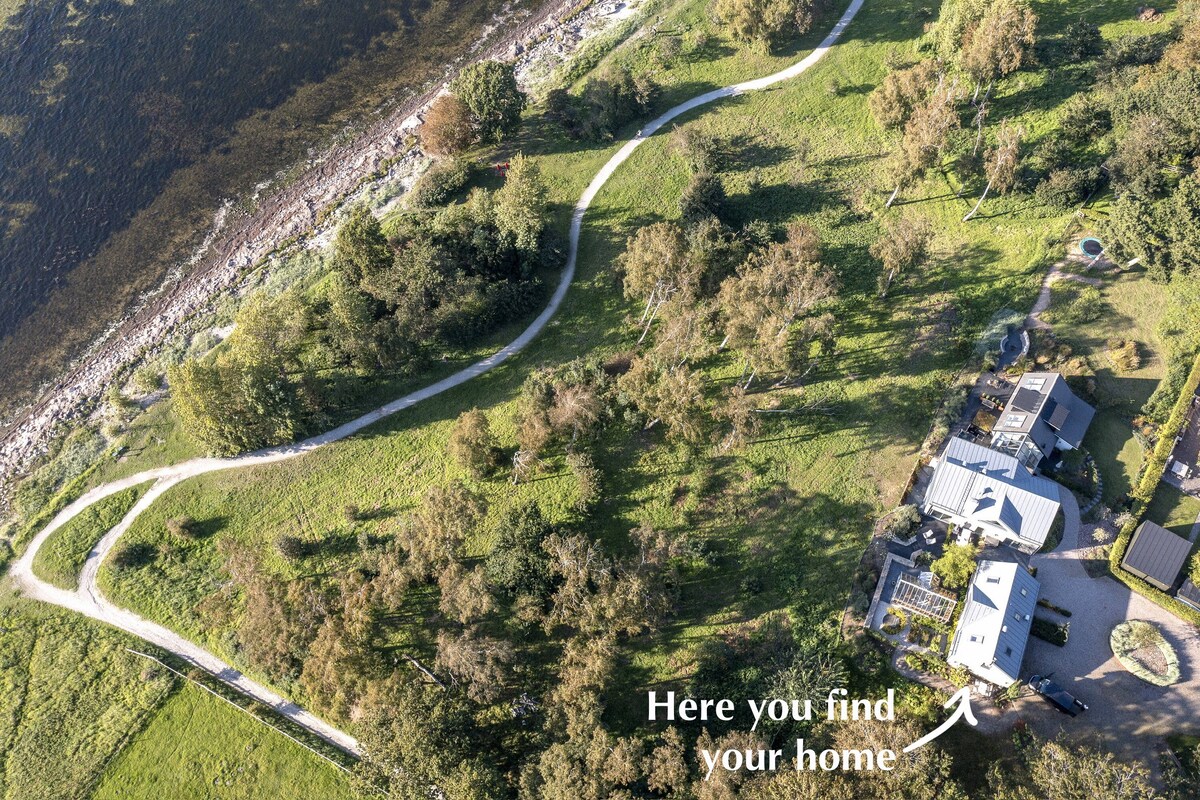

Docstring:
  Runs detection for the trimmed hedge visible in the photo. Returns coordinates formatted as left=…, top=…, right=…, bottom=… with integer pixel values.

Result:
left=1132, top=351, right=1200, bottom=502
left=1108, top=351, right=1200, bottom=628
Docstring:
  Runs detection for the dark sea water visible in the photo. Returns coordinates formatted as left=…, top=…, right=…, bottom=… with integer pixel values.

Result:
left=0, top=0, right=411, bottom=339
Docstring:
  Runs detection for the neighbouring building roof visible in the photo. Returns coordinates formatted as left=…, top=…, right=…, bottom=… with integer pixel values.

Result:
left=1122, top=521, right=1192, bottom=590
left=1178, top=579, right=1200, bottom=612
left=924, top=437, right=1061, bottom=548
left=992, top=372, right=1095, bottom=450
left=947, top=560, right=1040, bottom=687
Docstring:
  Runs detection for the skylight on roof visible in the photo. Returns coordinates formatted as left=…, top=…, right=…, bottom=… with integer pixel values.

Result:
left=1003, top=414, right=1027, bottom=427
left=1026, top=377, right=1046, bottom=390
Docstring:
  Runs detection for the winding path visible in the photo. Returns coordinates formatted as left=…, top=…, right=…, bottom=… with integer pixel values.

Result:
left=7, top=0, right=865, bottom=760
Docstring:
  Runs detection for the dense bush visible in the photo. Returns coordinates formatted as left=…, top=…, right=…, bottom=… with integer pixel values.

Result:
left=546, top=66, right=658, bottom=141
left=409, top=158, right=472, bottom=208
left=171, top=156, right=553, bottom=455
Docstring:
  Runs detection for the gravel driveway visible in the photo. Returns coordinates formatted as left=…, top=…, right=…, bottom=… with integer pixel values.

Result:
left=997, top=485, right=1200, bottom=762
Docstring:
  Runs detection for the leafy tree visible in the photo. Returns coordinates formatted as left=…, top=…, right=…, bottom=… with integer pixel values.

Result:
left=959, top=0, right=1037, bottom=99
left=494, top=153, right=548, bottom=254
left=332, top=205, right=392, bottom=283
left=988, top=736, right=1156, bottom=800
left=871, top=216, right=934, bottom=296
left=434, top=627, right=514, bottom=703
left=932, top=542, right=978, bottom=589
left=406, top=481, right=485, bottom=577
left=448, top=408, right=499, bottom=478
left=620, top=222, right=693, bottom=342
left=886, top=88, right=960, bottom=207
left=450, top=60, right=526, bottom=143
left=714, top=0, right=816, bottom=53
left=963, top=119, right=1022, bottom=221
left=485, top=501, right=554, bottom=599
left=353, top=678, right=504, bottom=800
left=679, top=171, right=725, bottom=225
left=549, top=66, right=658, bottom=141
left=421, top=94, right=475, bottom=155
left=618, top=356, right=708, bottom=443
left=717, top=223, right=837, bottom=387
left=438, top=562, right=495, bottom=624
left=869, top=60, right=941, bottom=130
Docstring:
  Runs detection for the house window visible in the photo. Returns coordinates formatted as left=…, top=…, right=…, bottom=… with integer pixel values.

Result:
left=1020, top=588, right=1028, bottom=596
left=1004, top=646, right=1013, bottom=656
left=1013, top=612, right=1021, bottom=621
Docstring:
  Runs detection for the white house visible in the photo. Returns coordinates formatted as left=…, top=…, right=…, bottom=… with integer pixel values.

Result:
left=923, top=436, right=1061, bottom=553
left=947, top=560, right=1040, bottom=687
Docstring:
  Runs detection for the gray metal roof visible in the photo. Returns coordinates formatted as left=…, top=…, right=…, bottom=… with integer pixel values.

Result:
left=1122, top=521, right=1192, bottom=588
left=925, top=437, right=1062, bottom=546
left=948, top=560, right=1040, bottom=684
left=992, top=373, right=1095, bottom=450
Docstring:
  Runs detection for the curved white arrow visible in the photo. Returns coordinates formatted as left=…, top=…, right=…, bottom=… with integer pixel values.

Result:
left=903, top=687, right=977, bottom=753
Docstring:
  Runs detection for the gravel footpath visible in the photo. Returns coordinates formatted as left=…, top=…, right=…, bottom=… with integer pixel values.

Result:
left=8, top=0, right=865, bottom=759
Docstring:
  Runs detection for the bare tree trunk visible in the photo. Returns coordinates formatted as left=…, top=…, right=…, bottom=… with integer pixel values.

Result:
left=718, top=333, right=730, bottom=349
left=404, top=654, right=447, bottom=689
left=971, top=82, right=980, bottom=105
left=886, top=183, right=901, bottom=208
left=742, top=367, right=758, bottom=390
left=963, top=178, right=994, bottom=221
left=638, top=299, right=665, bottom=344
left=638, top=288, right=658, bottom=324
left=972, top=102, right=987, bottom=157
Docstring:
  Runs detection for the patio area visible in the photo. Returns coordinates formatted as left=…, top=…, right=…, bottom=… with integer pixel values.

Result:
left=1164, top=394, right=1200, bottom=497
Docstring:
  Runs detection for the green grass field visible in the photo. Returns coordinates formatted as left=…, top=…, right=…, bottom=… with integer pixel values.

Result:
left=0, top=599, right=173, bottom=800
left=92, top=0, right=1134, bottom=732
left=1044, top=270, right=1171, bottom=506
left=1145, top=483, right=1200, bottom=538
left=92, top=683, right=359, bottom=800
left=32, top=484, right=149, bottom=590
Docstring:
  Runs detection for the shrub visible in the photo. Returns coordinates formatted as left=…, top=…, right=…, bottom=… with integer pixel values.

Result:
left=1107, top=338, right=1142, bottom=372
left=932, top=543, right=977, bottom=590
left=1030, top=616, right=1069, bottom=646
left=448, top=409, right=499, bottom=479
left=110, top=542, right=156, bottom=571
left=1060, top=19, right=1104, bottom=63
left=884, top=504, right=921, bottom=539
left=409, top=158, right=472, bottom=208
left=274, top=534, right=306, bottom=561
left=1034, top=166, right=1103, bottom=211
left=165, top=516, right=197, bottom=540
left=679, top=171, right=725, bottom=224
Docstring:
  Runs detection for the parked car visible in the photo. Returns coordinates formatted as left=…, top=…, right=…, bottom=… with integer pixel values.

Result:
left=1027, top=673, right=1088, bottom=716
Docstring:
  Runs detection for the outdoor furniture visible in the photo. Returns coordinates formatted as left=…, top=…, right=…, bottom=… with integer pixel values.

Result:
left=922, top=528, right=937, bottom=545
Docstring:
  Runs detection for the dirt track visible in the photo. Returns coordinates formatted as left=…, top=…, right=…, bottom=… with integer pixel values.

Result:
left=6, top=0, right=865, bottom=759
left=0, top=0, right=584, bottom=511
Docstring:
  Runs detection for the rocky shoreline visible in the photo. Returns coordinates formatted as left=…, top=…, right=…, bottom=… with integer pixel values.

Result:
left=0, top=0, right=649, bottom=514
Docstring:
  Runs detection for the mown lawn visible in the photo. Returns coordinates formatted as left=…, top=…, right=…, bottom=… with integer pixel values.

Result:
left=95, top=0, right=1113, bottom=731
left=1045, top=270, right=1171, bottom=506
left=92, top=682, right=359, bottom=800
left=1145, top=483, right=1200, bottom=538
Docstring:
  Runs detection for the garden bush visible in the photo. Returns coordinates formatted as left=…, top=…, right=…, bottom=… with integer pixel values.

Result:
left=1110, top=620, right=1180, bottom=686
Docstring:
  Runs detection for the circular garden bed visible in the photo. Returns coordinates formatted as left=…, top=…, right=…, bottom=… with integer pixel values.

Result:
left=1110, top=621, right=1180, bottom=686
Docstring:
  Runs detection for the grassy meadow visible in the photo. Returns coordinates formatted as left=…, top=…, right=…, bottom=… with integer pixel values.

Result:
left=31, top=485, right=149, bottom=590
left=92, top=683, right=359, bottom=800
left=89, top=0, right=1144, bottom=734
left=0, top=599, right=173, bottom=800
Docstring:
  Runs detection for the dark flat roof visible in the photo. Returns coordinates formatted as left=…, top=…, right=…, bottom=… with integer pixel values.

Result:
left=1123, top=521, right=1192, bottom=588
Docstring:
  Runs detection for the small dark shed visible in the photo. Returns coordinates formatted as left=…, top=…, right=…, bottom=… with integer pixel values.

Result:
left=1121, top=521, right=1192, bottom=591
